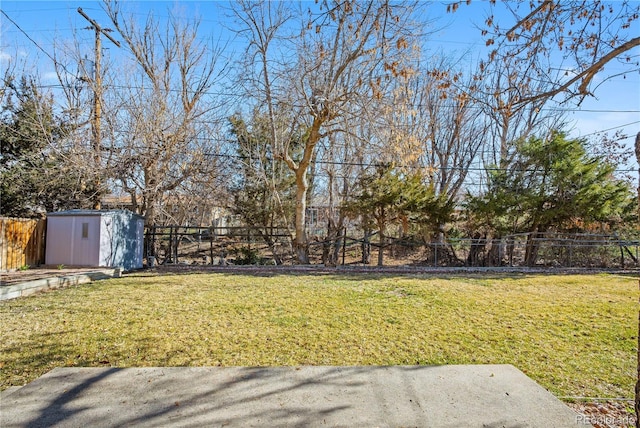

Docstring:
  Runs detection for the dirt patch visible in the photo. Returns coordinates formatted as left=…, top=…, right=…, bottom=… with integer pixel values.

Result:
left=145, top=263, right=635, bottom=277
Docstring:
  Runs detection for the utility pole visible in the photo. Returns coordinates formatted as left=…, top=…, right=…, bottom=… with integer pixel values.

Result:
left=78, top=8, right=120, bottom=210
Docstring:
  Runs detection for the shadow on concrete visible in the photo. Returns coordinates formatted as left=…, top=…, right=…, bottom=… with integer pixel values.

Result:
left=10, top=366, right=368, bottom=427
left=2, top=365, right=586, bottom=428
left=119, top=366, right=358, bottom=427
left=24, top=368, right=120, bottom=428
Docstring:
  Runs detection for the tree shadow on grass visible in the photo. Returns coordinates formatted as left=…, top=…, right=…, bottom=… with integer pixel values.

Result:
left=133, top=264, right=625, bottom=282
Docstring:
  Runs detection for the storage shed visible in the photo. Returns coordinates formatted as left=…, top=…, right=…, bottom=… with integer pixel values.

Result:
left=45, top=210, right=144, bottom=271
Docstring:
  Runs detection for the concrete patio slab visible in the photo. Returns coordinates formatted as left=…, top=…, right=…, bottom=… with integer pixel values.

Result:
left=0, top=268, right=121, bottom=301
left=0, top=365, right=588, bottom=427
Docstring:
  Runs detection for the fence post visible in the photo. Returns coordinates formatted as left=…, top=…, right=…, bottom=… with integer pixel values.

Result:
left=342, top=227, right=347, bottom=266
left=569, top=241, right=573, bottom=268
left=434, top=242, right=438, bottom=267
left=209, top=227, right=214, bottom=265
left=174, top=227, right=179, bottom=264
left=508, top=237, right=514, bottom=267
left=144, top=227, right=149, bottom=265
left=168, top=226, right=174, bottom=264
left=152, top=226, right=157, bottom=263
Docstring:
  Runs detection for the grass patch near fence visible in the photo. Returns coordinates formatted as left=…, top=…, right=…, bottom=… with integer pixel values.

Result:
left=0, top=272, right=636, bottom=399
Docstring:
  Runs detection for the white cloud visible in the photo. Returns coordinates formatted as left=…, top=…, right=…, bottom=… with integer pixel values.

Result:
left=0, top=50, right=11, bottom=62
left=0, top=50, right=26, bottom=65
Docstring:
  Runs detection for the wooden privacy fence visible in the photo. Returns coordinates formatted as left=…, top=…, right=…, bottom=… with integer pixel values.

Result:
left=0, top=217, right=46, bottom=271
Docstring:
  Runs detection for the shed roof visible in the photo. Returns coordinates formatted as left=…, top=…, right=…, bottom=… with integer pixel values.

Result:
left=47, top=209, right=144, bottom=219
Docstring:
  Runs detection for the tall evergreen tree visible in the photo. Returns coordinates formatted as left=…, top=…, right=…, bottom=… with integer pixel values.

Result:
left=0, top=75, right=94, bottom=217
left=343, top=165, right=453, bottom=266
left=466, top=131, right=634, bottom=265
left=227, top=112, right=300, bottom=263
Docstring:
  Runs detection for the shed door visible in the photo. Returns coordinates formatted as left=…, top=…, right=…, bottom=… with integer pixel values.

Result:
left=72, top=216, right=101, bottom=266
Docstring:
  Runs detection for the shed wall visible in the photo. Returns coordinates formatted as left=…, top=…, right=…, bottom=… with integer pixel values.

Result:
left=45, top=216, right=101, bottom=267
left=98, top=212, right=143, bottom=270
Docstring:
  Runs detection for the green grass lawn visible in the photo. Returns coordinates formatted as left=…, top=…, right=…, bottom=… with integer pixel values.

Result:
left=0, top=272, right=636, bottom=400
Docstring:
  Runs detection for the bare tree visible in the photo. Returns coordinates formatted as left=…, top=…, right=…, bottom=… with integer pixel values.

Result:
left=232, top=0, right=419, bottom=263
left=37, top=31, right=110, bottom=208
left=315, top=116, right=374, bottom=265
left=399, top=59, right=486, bottom=205
left=449, top=0, right=640, bottom=108
left=103, top=1, right=227, bottom=226
left=228, top=1, right=297, bottom=256
left=472, top=55, right=568, bottom=171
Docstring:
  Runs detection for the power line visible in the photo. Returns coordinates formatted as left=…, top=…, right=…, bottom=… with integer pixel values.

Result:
left=2, top=28, right=76, bottom=34
left=0, top=9, right=76, bottom=78
left=0, top=7, right=82, bottom=12
left=202, top=152, right=638, bottom=174
left=27, top=83, right=640, bottom=115
left=577, top=120, right=640, bottom=138
left=24, top=80, right=638, bottom=143
left=1, top=10, right=59, bottom=63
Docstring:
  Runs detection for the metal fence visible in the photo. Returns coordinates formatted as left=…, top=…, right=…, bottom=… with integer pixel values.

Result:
left=145, top=226, right=292, bottom=266
left=444, top=232, right=639, bottom=269
left=144, top=226, right=640, bottom=269
left=0, top=217, right=47, bottom=271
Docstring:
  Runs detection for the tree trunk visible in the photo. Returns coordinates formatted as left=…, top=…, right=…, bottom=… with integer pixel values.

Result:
left=377, top=211, right=386, bottom=267
left=331, top=222, right=345, bottom=266
left=507, top=236, right=515, bottom=266
left=524, top=231, right=540, bottom=267
left=323, top=167, right=337, bottom=267
left=362, top=230, right=372, bottom=264
left=377, top=230, right=385, bottom=267
left=144, top=195, right=156, bottom=228
left=487, top=237, right=503, bottom=267
left=284, top=112, right=324, bottom=265
left=322, top=217, right=336, bottom=267
left=467, top=233, right=485, bottom=267
left=294, top=169, right=310, bottom=264
left=331, top=175, right=349, bottom=265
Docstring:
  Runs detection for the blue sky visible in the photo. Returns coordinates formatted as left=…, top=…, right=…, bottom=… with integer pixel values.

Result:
left=2, top=1, right=639, bottom=169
